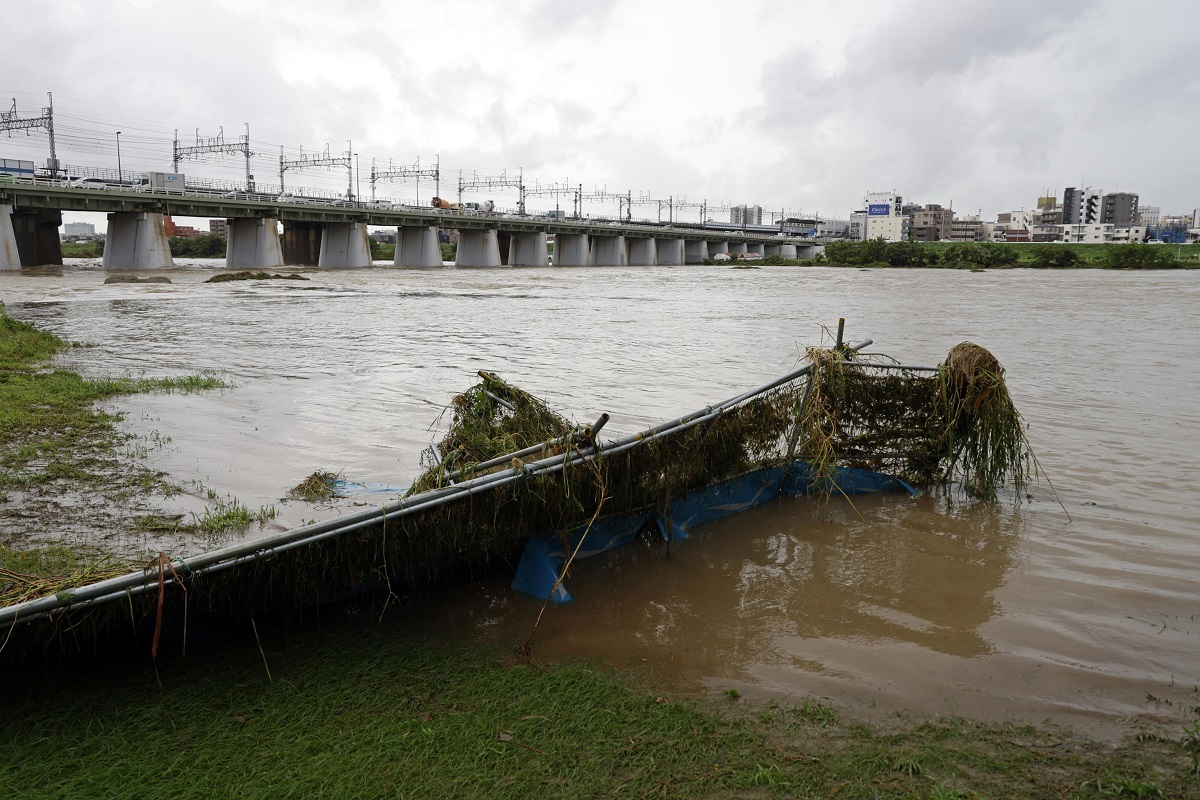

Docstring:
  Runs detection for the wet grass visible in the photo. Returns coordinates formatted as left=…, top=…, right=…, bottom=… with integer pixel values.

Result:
left=0, top=618, right=1194, bottom=799
left=0, top=303, right=232, bottom=603
left=191, top=495, right=277, bottom=535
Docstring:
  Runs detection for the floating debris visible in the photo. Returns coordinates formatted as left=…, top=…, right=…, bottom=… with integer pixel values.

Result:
left=206, top=271, right=309, bottom=283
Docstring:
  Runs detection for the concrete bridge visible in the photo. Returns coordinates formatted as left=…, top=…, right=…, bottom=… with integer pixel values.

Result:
left=0, top=181, right=824, bottom=270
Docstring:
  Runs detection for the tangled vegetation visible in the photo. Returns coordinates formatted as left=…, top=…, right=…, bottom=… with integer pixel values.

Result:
left=794, top=343, right=1029, bottom=500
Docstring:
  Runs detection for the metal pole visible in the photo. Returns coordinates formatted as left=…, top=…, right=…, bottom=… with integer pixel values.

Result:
left=354, top=153, right=361, bottom=205
left=46, top=92, right=58, bottom=178
left=115, top=131, right=122, bottom=185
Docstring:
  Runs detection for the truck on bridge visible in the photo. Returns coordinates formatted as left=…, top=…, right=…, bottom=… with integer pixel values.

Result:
left=431, top=196, right=461, bottom=211
left=137, top=171, right=186, bottom=190
left=0, top=158, right=36, bottom=183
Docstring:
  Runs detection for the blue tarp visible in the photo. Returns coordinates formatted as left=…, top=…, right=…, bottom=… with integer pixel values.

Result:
left=511, top=461, right=914, bottom=602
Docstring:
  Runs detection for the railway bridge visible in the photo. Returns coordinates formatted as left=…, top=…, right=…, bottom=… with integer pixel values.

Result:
left=0, top=181, right=825, bottom=270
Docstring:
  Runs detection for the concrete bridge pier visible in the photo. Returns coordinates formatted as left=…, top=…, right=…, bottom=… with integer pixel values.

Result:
left=456, top=229, right=502, bottom=267
left=318, top=223, right=372, bottom=268
left=1, top=205, right=22, bottom=270
left=779, top=243, right=798, bottom=259
left=728, top=242, right=747, bottom=256
left=627, top=237, right=657, bottom=266
left=395, top=225, right=442, bottom=268
left=684, top=240, right=708, bottom=264
left=590, top=235, right=626, bottom=265
left=509, top=231, right=548, bottom=266
left=764, top=244, right=781, bottom=256
left=656, top=238, right=684, bottom=266
left=2, top=207, right=63, bottom=268
left=747, top=243, right=765, bottom=256
left=283, top=222, right=323, bottom=266
left=707, top=241, right=729, bottom=257
left=226, top=218, right=283, bottom=269
left=554, top=233, right=589, bottom=266
left=798, top=244, right=823, bottom=260
left=103, top=212, right=174, bottom=270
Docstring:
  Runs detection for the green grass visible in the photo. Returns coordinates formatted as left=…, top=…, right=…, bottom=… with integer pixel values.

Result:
left=0, top=621, right=1194, bottom=799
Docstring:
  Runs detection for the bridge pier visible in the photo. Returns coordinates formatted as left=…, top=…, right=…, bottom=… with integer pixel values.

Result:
left=509, top=231, right=548, bottom=266
left=318, top=222, right=372, bottom=268
left=590, top=235, right=626, bottom=265
left=456, top=229, right=502, bottom=267
left=779, top=243, right=798, bottom=259
left=656, top=238, right=684, bottom=266
left=764, top=244, right=781, bottom=256
left=746, top=242, right=765, bottom=256
left=707, top=241, right=729, bottom=257
left=1, top=205, right=22, bottom=270
left=798, top=244, right=823, bottom=260
left=226, top=218, right=283, bottom=269
left=395, top=225, right=442, bottom=268
left=1, top=207, right=63, bottom=268
left=103, top=212, right=174, bottom=270
left=627, top=237, right=657, bottom=266
left=684, top=240, right=708, bottom=264
left=283, top=222, right=322, bottom=266
left=554, top=233, right=589, bottom=266
left=728, top=242, right=747, bottom=256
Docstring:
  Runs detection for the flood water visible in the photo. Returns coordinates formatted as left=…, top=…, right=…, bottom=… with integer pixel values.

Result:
left=2, top=259, right=1198, bottom=738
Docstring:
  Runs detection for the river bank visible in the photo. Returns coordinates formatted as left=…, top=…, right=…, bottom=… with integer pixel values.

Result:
left=3, top=614, right=1195, bottom=799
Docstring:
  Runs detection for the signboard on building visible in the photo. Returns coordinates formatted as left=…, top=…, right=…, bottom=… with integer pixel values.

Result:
left=867, top=203, right=891, bottom=216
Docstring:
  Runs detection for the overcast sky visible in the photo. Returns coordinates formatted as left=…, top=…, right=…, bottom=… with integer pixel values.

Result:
left=3, top=0, right=1198, bottom=224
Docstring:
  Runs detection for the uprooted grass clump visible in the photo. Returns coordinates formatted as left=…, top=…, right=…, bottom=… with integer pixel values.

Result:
left=288, top=470, right=344, bottom=502
left=793, top=342, right=1030, bottom=500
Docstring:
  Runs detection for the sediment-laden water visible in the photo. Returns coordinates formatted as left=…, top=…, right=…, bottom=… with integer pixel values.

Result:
left=2, top=259, right=1198, bottom=738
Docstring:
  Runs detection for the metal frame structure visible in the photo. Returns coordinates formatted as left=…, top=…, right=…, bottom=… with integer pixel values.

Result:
left=173, top=124, right=254, bottom=191
left=369, top=156, right=439, bottom=203
left=279, top=142, right=353, bottom=197
left=0, top=93, right=58, bottom=177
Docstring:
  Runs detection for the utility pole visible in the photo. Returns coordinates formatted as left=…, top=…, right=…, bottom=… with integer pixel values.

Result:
left=115, top=131, right=122, bottom=184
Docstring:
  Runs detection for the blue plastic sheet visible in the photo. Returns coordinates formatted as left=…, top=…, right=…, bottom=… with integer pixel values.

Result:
left=511, top=460, right=915, bottom=602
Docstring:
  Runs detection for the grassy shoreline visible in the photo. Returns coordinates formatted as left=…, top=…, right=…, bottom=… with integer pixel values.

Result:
left=2, top=618, right=1196, bottom=799
left=0, top=304, right=233, bottom=607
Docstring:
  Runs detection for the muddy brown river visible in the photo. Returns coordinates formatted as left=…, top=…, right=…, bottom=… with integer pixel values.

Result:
left=2, top=260, right=1198, bottom=739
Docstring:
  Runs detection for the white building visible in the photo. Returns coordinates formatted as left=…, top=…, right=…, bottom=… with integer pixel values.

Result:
left=1059, top=223, right=1147, bottom=243
left=62, top=221, right=96, bottom=238
left=1138, top=205, right=1161, bottom=227
left=861, top=192, right=908, bottom=242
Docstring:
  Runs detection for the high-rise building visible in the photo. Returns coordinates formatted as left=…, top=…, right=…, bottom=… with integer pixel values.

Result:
left=1063, top=186, right=1103, bottom=224
left=61, top=222, right=96, bottom=238
left=861, top=192, right=908, bottom=242
left=209, top=219, right=229, bottom=238
left=730, top=205, right=762, bottom=226
left=910, top=204, right=953, bottom=241
left=1100, top=193, right=1139, bottom=226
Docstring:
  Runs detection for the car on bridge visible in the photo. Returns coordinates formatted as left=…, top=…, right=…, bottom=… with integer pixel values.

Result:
left=70, top=177, right=110, bottom=189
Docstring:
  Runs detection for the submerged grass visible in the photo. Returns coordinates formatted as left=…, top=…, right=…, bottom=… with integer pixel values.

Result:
left=0, top=303, right=232, bottom=607
left=0, top=621, right=1194, bottom=799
